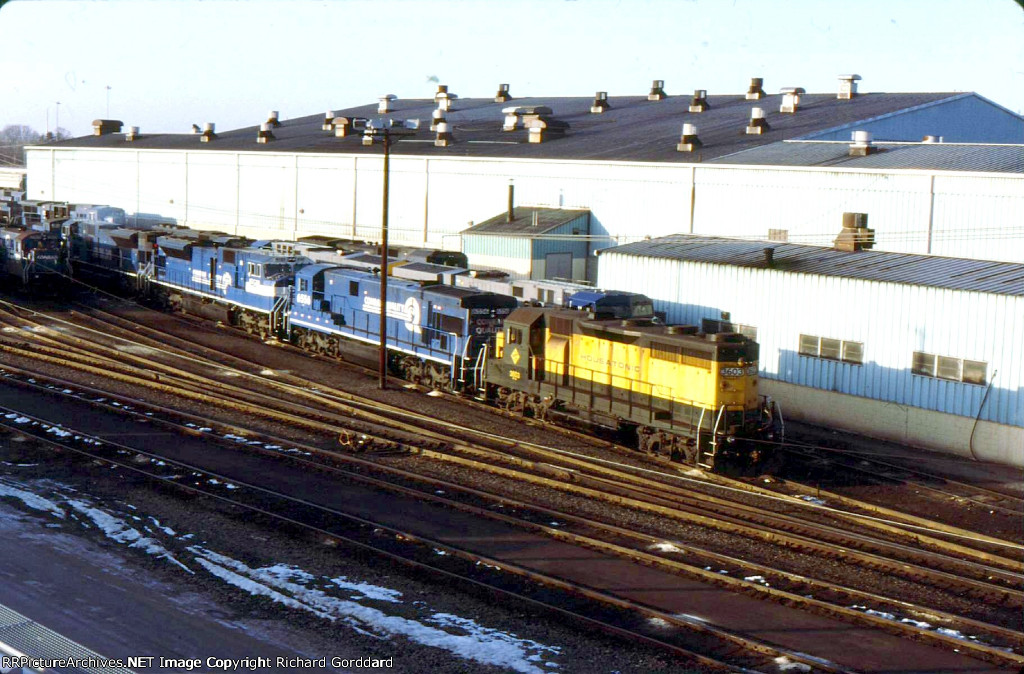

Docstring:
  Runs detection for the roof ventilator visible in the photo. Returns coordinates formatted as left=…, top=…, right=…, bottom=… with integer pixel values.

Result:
left=779, top=87, right=805, bottom=113
left=430, top=108, right=447, bottom=132
left=435, top=85, right=456, bottom=112
left=745, top=77, right=765, bottom=100
left=435, top=121, right=453, bottom=147
left=378, top=94, right=396, bottom=114
left=648, top=79, right=667, bottom=101
left=763, top=247, right=775, bottom=267
left=849, top=130, right=876, bottom=156
left=494, top=83, right=511, bottom=103
left=124, top=126, right=140, bottom=142
left=834, top=212, right=874, bottom=251
left=922, top=135, right=943, bottom=143
left=322, top=111, right=336, bottom=131
left=689, top=89, right=709, bottom=112
left=200, top=122, right=216, bottom=143
left=838, top=74, right=861, bottom=100
left=333, top=117, right=355, bottom=138
left=265, top=110, right=281, bottom=128
left=502, top=107, right=521, bottom=131
left=676, top=123, right=701, bottom=153
left=745, top=107, right=769, bottom=135
left=590, top=91, right=610, bottom=114
left=527, top=114, right=568, bottom=144
left=92, top=119, right=123, bottom=136
left=257, top=122, right=275, bottom=144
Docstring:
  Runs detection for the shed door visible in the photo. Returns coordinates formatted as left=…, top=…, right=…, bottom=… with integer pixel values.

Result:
left=544, top=252, right=572, bottom=281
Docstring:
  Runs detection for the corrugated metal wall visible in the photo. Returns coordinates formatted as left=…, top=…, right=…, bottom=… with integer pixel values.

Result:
left=597, top=251, right=1023, bottom=428
left=25, top=147, right=1024, bottom=263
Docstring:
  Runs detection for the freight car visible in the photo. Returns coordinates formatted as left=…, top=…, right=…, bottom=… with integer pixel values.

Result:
left=486, top=305, right=779, bottom=470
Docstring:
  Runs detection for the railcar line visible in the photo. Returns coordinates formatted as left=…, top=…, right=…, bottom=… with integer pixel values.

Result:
left=0, top=404, right=842, bottom=674
left=0, top=363, right=1021, bottom=669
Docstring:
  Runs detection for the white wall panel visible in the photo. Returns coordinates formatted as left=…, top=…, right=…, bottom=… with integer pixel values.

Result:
left=598, top=251, right=1022, bottom=428
left=25, top=147, right=1024, bottom=263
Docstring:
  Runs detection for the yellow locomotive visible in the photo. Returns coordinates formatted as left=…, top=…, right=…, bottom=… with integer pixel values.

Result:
left=485, top=293, right=779, bottom=470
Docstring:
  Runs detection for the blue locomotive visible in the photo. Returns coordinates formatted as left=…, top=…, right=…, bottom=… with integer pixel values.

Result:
left=289, top=261, right=517, bottom=390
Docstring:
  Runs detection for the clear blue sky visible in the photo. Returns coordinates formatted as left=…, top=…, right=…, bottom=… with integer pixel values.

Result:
left=1, top=0, right=1022, bottom=138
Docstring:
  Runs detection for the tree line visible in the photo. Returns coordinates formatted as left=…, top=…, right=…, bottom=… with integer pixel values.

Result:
left=0, top=125, right=69, bottom=167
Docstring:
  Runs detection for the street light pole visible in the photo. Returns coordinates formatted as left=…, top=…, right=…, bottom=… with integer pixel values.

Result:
left=106, top=85, right=111, bottom=117
left=55, top=101, right=60, bottom=139
left=378, top=130, right=392, bottom=390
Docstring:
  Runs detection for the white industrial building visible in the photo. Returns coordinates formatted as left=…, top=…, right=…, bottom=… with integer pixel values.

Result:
left=597, top=232, right=1024, bottom=467
left=23, top=76, right=1024, bottom=268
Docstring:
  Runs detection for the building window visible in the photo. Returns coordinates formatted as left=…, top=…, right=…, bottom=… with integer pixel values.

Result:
left=913, top=351, right=987, bottom=385
left=703, top=318, right=757, bottom=341
left=768, top=228, right=789, bottom=242
left=799, top=334, right=863, bottom=365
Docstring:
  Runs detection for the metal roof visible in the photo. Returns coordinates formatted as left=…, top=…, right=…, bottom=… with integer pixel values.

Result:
left=601, top=235, right=1024, bottom=296
left=464, top=207, right=589, bottom=235
left=709, top=140, right=1024, bottom=173
left=39, top=91, right=967, bottom=163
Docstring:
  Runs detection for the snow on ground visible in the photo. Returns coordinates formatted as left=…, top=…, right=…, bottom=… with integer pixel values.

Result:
left=0, top=476, right=563, bottom=673
left=647, top=542, right=684, bottom=554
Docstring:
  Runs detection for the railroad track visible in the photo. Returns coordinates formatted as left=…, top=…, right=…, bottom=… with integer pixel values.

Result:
left=1, top=299, right=1022, bottom=665
left=0, top=401, right=837, bottom=674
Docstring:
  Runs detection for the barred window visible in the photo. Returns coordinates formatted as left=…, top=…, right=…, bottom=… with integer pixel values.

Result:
left=912, top=352, right=987, bottom=385
left=798, top=334, right=819, bottom=357
left=912, top=351, right=935, bottom=377
left=801, top=335, right=863, bottom=365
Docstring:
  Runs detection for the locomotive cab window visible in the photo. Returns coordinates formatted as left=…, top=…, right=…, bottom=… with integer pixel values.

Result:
left=247, top=262, right=262, bottom=278
left=298, top=278, right=309, bottom=292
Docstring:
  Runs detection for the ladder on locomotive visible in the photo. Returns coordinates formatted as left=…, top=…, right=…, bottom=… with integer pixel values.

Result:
left=696, top=405, right=727, bottom=471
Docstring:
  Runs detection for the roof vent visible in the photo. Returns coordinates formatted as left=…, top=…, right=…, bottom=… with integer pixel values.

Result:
left=200, top=122, right=216, bottom=143
left=378, top=94, right=396, bottom=114
left=922, top=135, right=943, bottom=143
left=322, top=111, right=336, bottom=131
left=265, top=110, right=281, bottom=127
left=834, top=212, right=874, bottom=251
left=745, top=108, right=769, bottom=135
left=333, top=117, right=354, bottom=137
left=435, top=85, right=457, bottom=112
left=648, top=79, right=666, bottom=101
left=779, top=87, right=805, bottom=113
left=257, top=122, right=275, bottom=144
left=92, top=119, right=123, bottom=136
left=763, top=247, right=775, bottom=266
left=494, top=83, right=511, bottom=103
left=849, top=130, right=876, bottom=156
left=430, top=108, right=447, bottom=131
left=526, top=116, right=568, bottom=144
left=689, top=89, right=709, bottom=113
left=124, top=126, right=140, bottom=142
left=745, top=77, right=765, bottom=100
left=434, top=121, right=453, bottom=147
left=502, top=106, right=520, bottom=131
left=191, top=124, right=201, bottom=134
left=590, top=91, right=610, bottom=114
left=838, top=74, right=861, bottom=100
left=676, top=123, right=701, bottom=153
